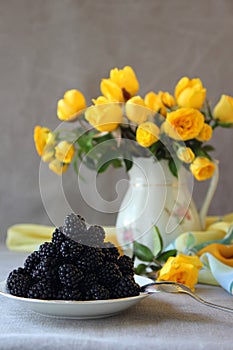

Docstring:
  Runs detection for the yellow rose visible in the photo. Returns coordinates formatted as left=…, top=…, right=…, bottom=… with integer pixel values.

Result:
left=159, top=91, right=176, bottom=109
left=110, top=66, right=139, bottom=97
left=49, top=159, right=68, bottom=175
left=190, top=157, right=216, bottom=181
left=157, top=254, right=203, bottom=291
left=41, top=133, right=56, bottom=162
left=57, top=89, right=86, bottom=121
left=175, top=77, right=206, bottom=109
left=163, top=108, right=205, bottom=141
left=92, top=96, right=110, bottom=105
left=85, top=103, right=123, bottom=132
left=177, top=147, right=195, bottom=163
left=34, top=126, right=52, bottom=156
left=213, top=94, right=233, bottom=123
left=144, top=91, right=166, bottom=116
left=55, top=141, right=75, bottom=164
left=196, top=123, right=213, bottom=141
left=136, top=122, right=160, bottom=147
left=100, top=79, right=124, bottom=102
left=125, top=96, right=149, bottom=124
left=100, top=66, right=139, bottom=102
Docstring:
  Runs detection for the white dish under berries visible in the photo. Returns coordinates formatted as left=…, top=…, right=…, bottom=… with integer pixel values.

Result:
left=0, top=275, right=151, bottom=319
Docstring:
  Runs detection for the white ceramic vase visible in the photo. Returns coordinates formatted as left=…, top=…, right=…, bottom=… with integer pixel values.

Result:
left=116, top=157, right=219, bottom=256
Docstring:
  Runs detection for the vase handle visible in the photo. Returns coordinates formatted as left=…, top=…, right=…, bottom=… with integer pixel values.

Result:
left=199, top=161, right=219, bottom=229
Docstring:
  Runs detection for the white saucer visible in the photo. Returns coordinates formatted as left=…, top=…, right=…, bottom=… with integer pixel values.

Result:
left=0, top=275, right=151, bottom=319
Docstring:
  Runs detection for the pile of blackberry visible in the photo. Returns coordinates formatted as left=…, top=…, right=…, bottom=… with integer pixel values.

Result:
left=6, top=213, right=140, bottom=301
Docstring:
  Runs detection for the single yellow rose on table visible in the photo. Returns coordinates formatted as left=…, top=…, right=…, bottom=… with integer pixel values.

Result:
left=175, top=77, right=206, bottom=109
left=177, top=146, right=195, bottom=164
left=157, top=254, right=203, bottom=291
left=55, top=141, right=75, bottom=164
left=163, top=108, right=205, bottom=141
left=85, top=103, right=123, bottom=132
left=125, top=96, right=150, bottom=124
left=196, top=123, right=213, bottom=142
left=101, top=66, right=139, bottom=102
left=57, top=89, right=86, bottom=121
left=48, top=159, right=68, bottom=175
left=190, top=157, right=216, bottom=181
left=213, top=94, right=233, bottom=123
left=136, top=122, right=160, bottom=147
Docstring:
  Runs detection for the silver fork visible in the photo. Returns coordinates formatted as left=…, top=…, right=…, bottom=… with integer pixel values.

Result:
left=140, top=281, right=233, bottom=314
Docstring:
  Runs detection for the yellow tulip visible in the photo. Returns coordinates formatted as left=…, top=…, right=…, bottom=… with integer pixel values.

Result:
left=157, top=254, right=203, bottom=291
left=55, top=141, right=75, bottom=164
left=57, top=89, right=86, bottom=121
left=175, top=77, right=206, bottom=109
left=136, top=122, right=160, bottom=147
left=177, top=147, right=195, bottom=163
left=34, top=126, right=52, bottom=156
left=163, top=108, right=205, bottom=141
left=85, top=103, right=123, bottom=132
left=125, top=96, right=149, bottom=124
left=196, top=123, right=213, bottom=141
left=48, top=159, right=68, bottom=175
left=213, top=94, right=233, bottom=123
left=190, top=157, right=216, bottom=181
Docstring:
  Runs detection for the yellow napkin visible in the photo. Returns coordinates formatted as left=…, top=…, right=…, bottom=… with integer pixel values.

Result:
left=6, top=224, right=119, bottom=252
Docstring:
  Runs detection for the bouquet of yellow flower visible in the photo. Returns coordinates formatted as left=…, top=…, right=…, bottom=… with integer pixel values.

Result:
left=34, top=66, right=233, bottom=180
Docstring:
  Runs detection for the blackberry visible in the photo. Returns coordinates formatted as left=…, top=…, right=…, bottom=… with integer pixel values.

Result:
left=58, top=263, right=84, bottom=289
left=39, top=242, right=59, bottom=261
left=80, top=273, right=98, bottom=292
left=85, top=284, right=110, bottom=300
left=28, top=280, right=57, bottom=299
left=76, top=246, right=104, bottom=272
left=63, top=213, right=86, bottom=241
left=32, top=258, right=59, bottom=283
left=111, top=276, right=140, bottom=299
left=24, top=250, right=40, bottom=274
left=51, top=228, right=66, bottom=247
left=57, top=287, right=83, bottom=301
left=86, top=225, right=106, bottom=246
left=117, top=255, right=134, bottom=276
left=7, top=268, right=31, bottom=297
left=60, top=239, right=83, bottom=262
left=98, top=262, right=122, bottom=287
left=102, top=241, right=120, bottom=262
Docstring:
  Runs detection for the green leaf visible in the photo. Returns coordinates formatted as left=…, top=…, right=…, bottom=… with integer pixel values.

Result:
left=153, top=226, right=163, bottom=256
left=123, top=158, right=133, bottom=171
left=150, top=264, right=162, bottom=272
left=156, top=249, right=177, bottom=263
left=168, top=158, right=178, bottom=177
left=217, top=122, right=233, bottom=128
left=133, top=241, right=154, bottom=262
left=201, top=145, right=215, bottom=152
left=134, top=263, right=147, bottom=275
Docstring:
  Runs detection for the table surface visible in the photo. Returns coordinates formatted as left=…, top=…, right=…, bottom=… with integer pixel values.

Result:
left=0, top=244, right=233, bottom=350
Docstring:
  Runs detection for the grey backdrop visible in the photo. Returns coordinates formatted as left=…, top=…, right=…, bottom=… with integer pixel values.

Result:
left=1, top=0, right=233, bottom=241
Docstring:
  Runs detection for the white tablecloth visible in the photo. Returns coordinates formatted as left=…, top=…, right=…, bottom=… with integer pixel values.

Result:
left=0, top=244, right=233, bottom=350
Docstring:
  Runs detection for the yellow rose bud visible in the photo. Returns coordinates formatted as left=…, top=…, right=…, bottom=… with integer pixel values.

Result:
left=85, top=103, right=123, bottom=132
left=177, top=147, right=195, bottom=163
left=100, top=79, right=124, bottom=102
left=136, top=122, right=160, bottom=147
left=42, top=149, right=54, bottom=163
left=213, top=94, right=233, bottom=123
left=110, top=66, right=139, bottom=97
left=158, top=91, right=176, bottom=109
left=157, top=254, right=203, bottom=291
left=196, top=123, right=213, bottom=141
left=48, top=159, right=68, bottom=175
left=190, top=157, right=216, bottom=181
left=34, top=126, right=51, bottom=156
left=163, top=108, right=205, bottom=141
left=125, top=96, right=149, bottom=124
left=144, top=91, right=163, bottom=113
left=175, top=77, right=206, bottom=109
left=55, top=141, right=75, bottom=164
left=92, top=96, right=110, bottom=105
left=57, top=89, right=86, bottom=121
